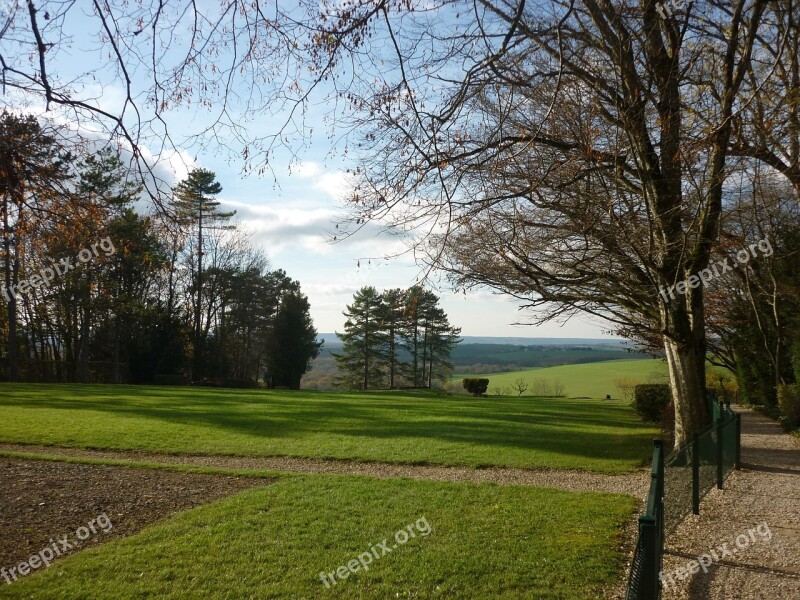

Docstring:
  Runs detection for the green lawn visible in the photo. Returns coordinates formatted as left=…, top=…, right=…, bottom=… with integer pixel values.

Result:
left=454, top=358, right=668, bottom=399
left=0, top=474, right=636, bottom=599
left=0, top=383, right=657, bottom=473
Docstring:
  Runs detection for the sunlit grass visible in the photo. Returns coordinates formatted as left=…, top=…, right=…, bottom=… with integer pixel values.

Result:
left=0, top=383, right=657, bottom=473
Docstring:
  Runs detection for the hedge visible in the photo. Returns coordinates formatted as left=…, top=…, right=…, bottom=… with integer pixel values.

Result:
left=633, top=384, right=671, bottom=423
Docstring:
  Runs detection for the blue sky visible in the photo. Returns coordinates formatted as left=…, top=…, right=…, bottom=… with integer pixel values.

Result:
left=200, top=152, right=608, bottom=337
left=4, top=1, right=609, bottom=338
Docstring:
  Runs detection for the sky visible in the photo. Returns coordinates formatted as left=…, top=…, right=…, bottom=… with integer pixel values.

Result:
left=3, top=2, right=611, bottom=339
left=202, top=153, right=609, bottom=338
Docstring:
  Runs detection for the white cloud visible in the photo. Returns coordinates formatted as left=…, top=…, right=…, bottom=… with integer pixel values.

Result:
left=292, top=161, right=323, bottom=178
left=313, top=170, right=353, bottom=201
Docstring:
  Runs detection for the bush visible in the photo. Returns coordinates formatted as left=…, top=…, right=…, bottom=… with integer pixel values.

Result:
left=778, top=384, right=800, bottom=428
left=614, top=377, right=640, bottom=404
left=633, top=384, right=671, bottom=422
left=462, top=378, right=489, bottom=397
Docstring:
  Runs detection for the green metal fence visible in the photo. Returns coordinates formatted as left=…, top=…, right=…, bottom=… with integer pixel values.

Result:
left=625, top=395, right=741, bottom=600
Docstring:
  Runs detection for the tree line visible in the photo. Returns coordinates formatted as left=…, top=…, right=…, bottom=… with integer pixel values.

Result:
left=0, top=112, right=321, bottom=388
left=334, top=286, right=460, bottom=390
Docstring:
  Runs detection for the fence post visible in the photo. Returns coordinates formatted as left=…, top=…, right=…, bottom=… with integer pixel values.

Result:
left=692, top=432, right=700, bottom=515
left=734, top=413, right=742, bottom=469
left=716, top=418, right=724, bottom=489
left=638, top=515, right=658, bottom=599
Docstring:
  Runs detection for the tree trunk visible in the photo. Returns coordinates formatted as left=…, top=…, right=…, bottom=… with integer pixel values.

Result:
left=79, top=300, right=90, bottom=383
left=388, top=324, right=395, bottom=388
left=193, top=210, right=203, bottom=380
left=112, top=313, right=120, bottom=384
left=663, top=296, right=711, bottom=447
left=3, top=194, right=17, bottom=381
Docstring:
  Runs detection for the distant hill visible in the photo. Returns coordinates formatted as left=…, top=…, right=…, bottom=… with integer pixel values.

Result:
left=304, top=335, right=653, bottom=389
left=317, top=333, right=635, bottom=348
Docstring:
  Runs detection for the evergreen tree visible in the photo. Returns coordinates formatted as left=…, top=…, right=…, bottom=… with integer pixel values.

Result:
left=335, top=286, right=386, bottom=390
left=266, top=290, right=322, bottom=389
left=400, top=286, right=438, bottom=387
left=378, top=288, right=405, bottom=389
left=422, top=306, right=461, bottom=388
left=171, top=168, right=235, bottom=380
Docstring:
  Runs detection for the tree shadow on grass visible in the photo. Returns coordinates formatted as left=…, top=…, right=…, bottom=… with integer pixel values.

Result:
left=0, top=383, right=655, bottom=466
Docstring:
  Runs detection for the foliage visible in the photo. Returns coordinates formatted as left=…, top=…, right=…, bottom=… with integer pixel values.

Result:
left=633, top=385, right=672, bottom=423
left=0, top=112, right=73, bottom=381
left=171, top=168, right=235, bottom=380
left=792, top=342, right=800, bottom=384
left=777, top=385, right=800, bottom=428
left=265, top=290, right=322, bottom=389
left=0, top=119, right=318, bottom=386
left=335, top=286, right=460, bottom=391
left=334, top=286, right=386, bottom=390
left=708, top=192, right=800, bottom=407
left=462, top=378, right=489, bottom=397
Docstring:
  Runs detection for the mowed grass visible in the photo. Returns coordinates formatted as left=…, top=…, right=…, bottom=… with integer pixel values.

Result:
left=0, top=383, right=657, bottom=473
left=0, top=474, right=637, bottom=599
left=454, top=358, right=668, bottom=399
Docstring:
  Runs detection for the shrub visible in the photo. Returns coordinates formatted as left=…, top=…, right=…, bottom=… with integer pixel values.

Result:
left=531, top=379, right=552, bottom=396
left=778, top=384, right=800, bottom=428
left=614, top=377, right=640, bottom=403
left=462, top=378, right=489, bottom=397
left=633, top=384, right=671, bottom=422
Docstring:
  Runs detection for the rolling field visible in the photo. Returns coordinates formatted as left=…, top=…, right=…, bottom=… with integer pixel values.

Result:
left=0, top=383, right=657, bottom=473
left=453, top=358, right=668, bottom=399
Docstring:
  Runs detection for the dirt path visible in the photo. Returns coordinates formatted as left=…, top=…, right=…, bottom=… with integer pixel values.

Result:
left=661, top=407, right=800, bottom=599
left=0, top=442, right=649, bottom=497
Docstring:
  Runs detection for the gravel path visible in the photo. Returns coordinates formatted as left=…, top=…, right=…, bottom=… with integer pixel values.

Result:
left=0, top=442, right=649, bottom=497
left=661, top=407, right=800, bottom=599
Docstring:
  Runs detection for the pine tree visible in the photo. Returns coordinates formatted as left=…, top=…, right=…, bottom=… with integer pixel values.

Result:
left=400, top=286, right=438, bottom=387
left=423, top=306, right=461, bottom=388
left=378, top=288, right=406, bottom=389
left=334, top=286, right=386, bottom=390
left=171, top=168, right=235, bottom=380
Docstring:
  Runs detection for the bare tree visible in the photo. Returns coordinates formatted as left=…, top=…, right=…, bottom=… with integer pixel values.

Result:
left=614, top=378, right=640, bottom=404
left=511, top=377, right=528, bottom=396
left=531, top=379, right=553, bottom=397
left=330, top=1, right=774, bottom=445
